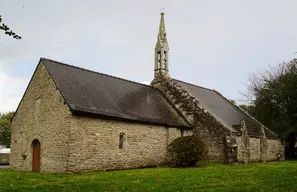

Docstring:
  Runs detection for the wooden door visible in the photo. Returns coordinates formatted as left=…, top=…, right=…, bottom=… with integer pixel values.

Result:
left=32, top=139, right=40, bottom=172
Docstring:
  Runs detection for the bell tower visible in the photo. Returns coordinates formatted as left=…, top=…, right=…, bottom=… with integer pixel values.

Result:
left=154, top=12, right=169, bottom=78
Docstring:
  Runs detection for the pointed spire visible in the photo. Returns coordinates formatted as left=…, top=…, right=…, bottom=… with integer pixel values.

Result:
left=154, top=12, right=169, bottom=79
left=155, top=12, right=169, bottom=50
left=158, top=12, right=166, bottom=40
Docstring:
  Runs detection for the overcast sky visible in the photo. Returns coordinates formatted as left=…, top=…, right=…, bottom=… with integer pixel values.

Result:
left=0, top=0, right=297, bottom=112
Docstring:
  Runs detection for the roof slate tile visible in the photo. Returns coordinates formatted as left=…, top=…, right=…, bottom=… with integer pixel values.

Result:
left=173, top=79, right=277, bottom=138
left=41, top=58, right=189, bottom=128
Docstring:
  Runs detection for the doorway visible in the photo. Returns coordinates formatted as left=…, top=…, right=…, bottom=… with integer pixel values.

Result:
left=32, top=139, right=40, bottom=172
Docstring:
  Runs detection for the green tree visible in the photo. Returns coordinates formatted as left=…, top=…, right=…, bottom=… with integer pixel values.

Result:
left=0, top=112, right=14, bottom=148
left=0, top=15, right=21, bottom=39
left=167, top=136, right=207, bottom=167
left=245, top=58, right=297, bottom=158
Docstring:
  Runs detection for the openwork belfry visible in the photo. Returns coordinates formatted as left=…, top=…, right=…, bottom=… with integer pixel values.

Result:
left=9, top=12, right=284, bottom=173
left=154, top=12, right=169, bottom=78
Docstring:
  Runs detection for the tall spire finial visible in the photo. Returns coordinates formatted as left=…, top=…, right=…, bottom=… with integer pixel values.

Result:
left=158, top=11, right=166, bottom=41
left=153, top=11, right=169, bottom=79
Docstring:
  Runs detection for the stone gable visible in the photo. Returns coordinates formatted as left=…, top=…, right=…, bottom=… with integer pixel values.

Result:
left=10, top=63, right=72, bottom=172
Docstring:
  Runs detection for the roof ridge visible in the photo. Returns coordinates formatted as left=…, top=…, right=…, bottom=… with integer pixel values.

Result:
left=40, top=57, right=153, bottom=88
left=172, top=78, right=215, bottom=92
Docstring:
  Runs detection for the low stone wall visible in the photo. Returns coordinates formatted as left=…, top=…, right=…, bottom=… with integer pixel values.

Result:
left=236, top=135, right=284, bottom=163
left=249, top=137, right=261, bottom=162
left=267, top=139, right=285, bottom=160
left=0, top=153, right=10, bottom=165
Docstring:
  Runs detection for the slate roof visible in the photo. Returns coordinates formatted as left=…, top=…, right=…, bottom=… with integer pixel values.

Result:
left=174, top=79, right=277, bottom=139
left=41, top=58, right=189, bottom=128
left=37, top=58, right=276, bottom=138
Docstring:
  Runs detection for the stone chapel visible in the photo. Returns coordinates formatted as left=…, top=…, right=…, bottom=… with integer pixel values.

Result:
left=10, top=13, right=284, bottom=173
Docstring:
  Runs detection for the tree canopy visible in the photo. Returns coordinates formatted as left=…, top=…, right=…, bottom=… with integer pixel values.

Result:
left=0, top=112, right=14, bottom=148
left=246, top=59, right=297, bottom=139
left=245, top=59, right=297, bottom=158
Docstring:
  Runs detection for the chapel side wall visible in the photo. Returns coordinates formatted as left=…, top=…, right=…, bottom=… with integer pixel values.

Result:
left=248, top=137, right=261, bottom=162
left=68, top=116, right=191, bottom=172
left=236, top=136, right=264, bottom=163
left=236, top=136, right=245, bottom=163
left=266, top=139, right=284, bottom=161
left=236, top=136, right=284, bottom=163
left=197, top=124, right=227, bottom=162
left=10, top=63, right=71, bottom=173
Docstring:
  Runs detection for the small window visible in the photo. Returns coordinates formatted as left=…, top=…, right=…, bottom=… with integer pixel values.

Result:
left=181, top=129, right=184, bottom=137
left=119, top=133, right=125, bottom=149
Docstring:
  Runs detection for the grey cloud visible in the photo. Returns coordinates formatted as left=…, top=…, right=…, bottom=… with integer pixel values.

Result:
left=0, top=0, right=297, bottom=112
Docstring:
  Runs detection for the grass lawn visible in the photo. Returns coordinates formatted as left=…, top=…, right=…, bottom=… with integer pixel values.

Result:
left=1, top=161, right=297, bottom=192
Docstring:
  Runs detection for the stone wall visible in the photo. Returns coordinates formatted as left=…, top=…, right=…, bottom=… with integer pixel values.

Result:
left=267, top=139, right=285, bottom=160
left=192, top=121, right=227, bottom=162
left=68, top=115, right=192, bottom=172
left=152, top=75, right=286, bottom=164
left=9, top=62, right=193, bottom=173
left=0, top=153, right=10, bottom=165
left=236, top=136, right=284, bottom=163
left=10, top=63, right=72, bottom=173
left=248, top=137, right=261, bottom=162
left=235, top=136, right=244, bottom=163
